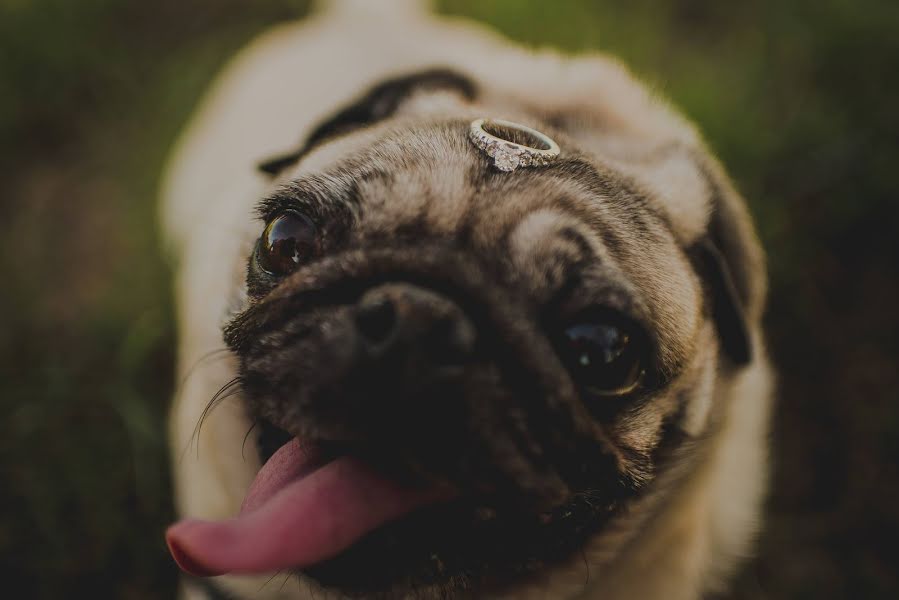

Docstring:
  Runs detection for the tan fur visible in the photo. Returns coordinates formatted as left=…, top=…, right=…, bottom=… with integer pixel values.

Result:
left=161, top=2, right=772, bottom=598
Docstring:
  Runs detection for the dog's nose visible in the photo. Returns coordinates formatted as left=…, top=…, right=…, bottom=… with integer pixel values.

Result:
left=354, top=284, right=476, bottom=366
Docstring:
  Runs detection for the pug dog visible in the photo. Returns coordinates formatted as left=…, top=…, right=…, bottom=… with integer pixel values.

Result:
left=160, top=1, right=773, bottom=599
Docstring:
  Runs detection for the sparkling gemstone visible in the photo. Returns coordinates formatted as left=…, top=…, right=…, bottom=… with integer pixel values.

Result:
left=518, top=153, right=532, bottom=167
left=493, top=147, right=521, bottom=172
left=486, top=142, right=499, bottom=157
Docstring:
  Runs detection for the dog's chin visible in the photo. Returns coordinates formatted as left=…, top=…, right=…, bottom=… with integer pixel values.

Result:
left=245, top=425, right=617, bottom=599
left=301, top=490, right=612, bottom=598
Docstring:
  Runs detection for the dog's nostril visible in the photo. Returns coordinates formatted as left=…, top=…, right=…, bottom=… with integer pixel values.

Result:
left=355, top=297, right=398, bottom=345
left=355, top=285, right=476, bottom=365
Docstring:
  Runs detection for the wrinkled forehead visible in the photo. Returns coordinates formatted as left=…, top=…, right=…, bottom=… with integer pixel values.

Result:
left=271, top=119, right=702, bottom=367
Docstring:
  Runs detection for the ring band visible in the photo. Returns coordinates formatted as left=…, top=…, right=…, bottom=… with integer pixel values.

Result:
left=469, top=118, right=560, bottom=172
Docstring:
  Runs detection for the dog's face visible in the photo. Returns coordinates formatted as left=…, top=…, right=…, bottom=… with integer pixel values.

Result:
left=168, top=71, right=760, bottom=598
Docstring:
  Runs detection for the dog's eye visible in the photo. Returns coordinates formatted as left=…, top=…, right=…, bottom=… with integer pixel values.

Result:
left=559, top=313, right=645, bottom=396
left=257, top=211, right=320, bottom=276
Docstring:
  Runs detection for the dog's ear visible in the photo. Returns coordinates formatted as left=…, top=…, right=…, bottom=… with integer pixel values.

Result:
left=690, top=154, right=767, bottom=367
left=258, top=68, right=477, bottom=176
left=692, top=237, right=753, bottom=365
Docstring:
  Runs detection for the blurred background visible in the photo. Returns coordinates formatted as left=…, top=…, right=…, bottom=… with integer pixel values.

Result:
left=1, top=0, right=896, bottom=598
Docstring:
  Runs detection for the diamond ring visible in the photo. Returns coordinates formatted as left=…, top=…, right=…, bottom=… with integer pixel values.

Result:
left=468, top=118, right=561, bottom=172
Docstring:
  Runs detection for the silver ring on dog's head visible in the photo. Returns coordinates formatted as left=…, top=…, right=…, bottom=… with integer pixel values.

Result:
left=469, top=118, right=561, bottom=172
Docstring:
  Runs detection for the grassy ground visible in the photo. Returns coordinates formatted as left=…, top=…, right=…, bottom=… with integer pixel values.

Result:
left=1, top=0, right=897, bottom=598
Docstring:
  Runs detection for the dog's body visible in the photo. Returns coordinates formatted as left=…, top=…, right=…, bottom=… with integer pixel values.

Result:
left=161, top=2, right=772, bottom=598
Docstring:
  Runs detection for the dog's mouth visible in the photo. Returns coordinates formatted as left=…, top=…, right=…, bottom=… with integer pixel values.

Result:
left=166, top=437, right=453, bottom=578
left=166, top=431, right=628, bottom=596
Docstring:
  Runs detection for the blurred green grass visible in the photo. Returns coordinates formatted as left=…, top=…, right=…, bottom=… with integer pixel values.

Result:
left=1, top=0, right=897, bottom=598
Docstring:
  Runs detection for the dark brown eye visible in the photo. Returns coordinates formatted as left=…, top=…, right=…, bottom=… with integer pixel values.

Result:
left=257, top=211, right=320, bottom=275
left=559, top=313, right=645, bottom=396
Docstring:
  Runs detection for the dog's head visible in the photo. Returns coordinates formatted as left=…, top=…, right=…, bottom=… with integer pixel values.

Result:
left=167, top=69, right=766, bottom=597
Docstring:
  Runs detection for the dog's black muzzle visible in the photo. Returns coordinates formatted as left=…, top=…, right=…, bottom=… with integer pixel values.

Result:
left=225, top=244, right=635, bottom=509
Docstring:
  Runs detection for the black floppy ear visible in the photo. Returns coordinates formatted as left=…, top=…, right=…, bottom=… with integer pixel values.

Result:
left=691, top=238, right=753, bottom=366
left=689, top=153, right=767, bottom=367
left=259, top=152, right=304, bottom=176
left=257, top=67, right=477, bottom=176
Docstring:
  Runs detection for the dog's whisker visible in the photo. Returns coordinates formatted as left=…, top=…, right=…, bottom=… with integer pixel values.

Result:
left=179, top=376, right=245, bottom=462
left=241, top=420, right=260, bottom=461
left=580, top=546, right=591, bottom=590
left=278, top=572, right=293, bottom=592
left=172, top=347, right=233, bottom=408
left=194, top=379, right=245, bottom=458
left=259, top=570, right=284, bottom=591
left=180, top=347, right=232, bottom=386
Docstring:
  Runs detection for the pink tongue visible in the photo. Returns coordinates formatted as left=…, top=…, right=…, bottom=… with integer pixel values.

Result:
left=166, top=440, right=443, bottom=577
